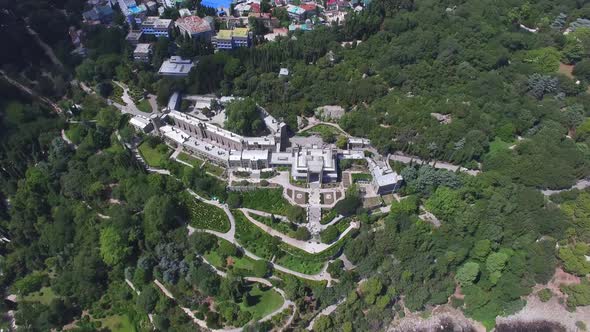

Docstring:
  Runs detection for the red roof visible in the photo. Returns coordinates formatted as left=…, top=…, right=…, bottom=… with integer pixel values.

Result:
left=300, top=3, right=317, bottom=11
left=327, top=0, right=337, bottom=4
left=175, top=16, right=213, bottom=34
left=250, top=3, right=261, bottom=13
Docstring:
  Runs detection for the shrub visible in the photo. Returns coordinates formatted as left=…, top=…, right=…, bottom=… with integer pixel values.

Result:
left=294, top=227, right=311, bottom=240
left=327, top=260, right=344, bottom=278
left=537, top=288, right=552, bottom=302
left=320, top=225, right=341, bottom=244
left=13, top=272, right=47, bottom=295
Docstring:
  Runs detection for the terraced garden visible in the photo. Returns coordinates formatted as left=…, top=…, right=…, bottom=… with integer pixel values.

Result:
left=183, top=194, right=230, bottom=232
left=177, top=152, right=205, bottom=168
left=240, top=189, right=291, bottom=215
left=249, top=213, right=297, bottom=235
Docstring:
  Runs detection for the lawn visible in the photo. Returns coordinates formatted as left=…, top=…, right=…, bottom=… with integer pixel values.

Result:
left=177, top=152, right=225, bottom=177
left=241, top=284, right=283, bottom=319
left=138, top=142, right=170, bottom=168
left=183, top=193, right=230, bottom=232
left=204, top=161, right=225, bottom=177
left=275, top=254, right=325, bottom=274
left=240, top=189, right=291, bottom=215
left=250, top=213, right=296, bottom=235
left=178, top=152, right=204, bottom=168
left=301, top=124, right=344, bottom=137
left=351, top=173, right=373, bottom=183
left=277, top=238, right=346, bottom=274
left=136, top=99, right=152, bottom=113
left=234, top=210, right=342, bottom=274
left=99, top=314, right=135, bottom=332
left=204, top=242, right=256, bottom=273
left=22, top=286, right=57, bottom=305
left=234, top=210, right=278, bottom=260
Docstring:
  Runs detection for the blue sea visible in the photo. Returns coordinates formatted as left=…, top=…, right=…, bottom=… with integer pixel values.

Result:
left=201, top=0, right=232, bottom=10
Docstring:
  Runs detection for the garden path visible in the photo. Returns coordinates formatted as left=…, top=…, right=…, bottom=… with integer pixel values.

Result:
left=240, top=208, right=357, bottom=254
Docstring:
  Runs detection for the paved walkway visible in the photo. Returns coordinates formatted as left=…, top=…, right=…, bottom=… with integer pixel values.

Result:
left=187, top=189, right=236, bottom=240
left=339, top=254, right=356, bottom=270
left=147, top=94, right=159, bottom=113
left=112, top=81, right=152, bottom=117
left=267, top=172, right=345, bottom=209
left=418, top=205, right=441, bottom=227
left=242, top=209, right=327, bottom=253
left=298, top=118, right=351, bottom=137
left=26, top=25, right=64, bottom=69
left=60, top=129, right=76, bottom=148
left=154, top=275, right=294, bottom=332
left=306, top=299, right=345, bottom=330
left=0, top=71, right=63, bottom=114
left=541, top=178, right=590, bottom=196
left=389, top=153, right=480, bottom=176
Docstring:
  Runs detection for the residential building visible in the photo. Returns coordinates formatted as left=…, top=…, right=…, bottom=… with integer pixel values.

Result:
left=178, top=8, right=192, bottom=17
left=126, top=30, right=144, bottom=45
left=248, top=13, right=280, bottom=30
left=299, top=3, right=317, bottom=15
left=167, top=92, right=181, bottom=111
left=118, top=0, right=147, bottom=24
left=158, top=56, right=195, bottom=77
left=287, top=5, right=306, bottom=21
left=347, top=137, right=370, bottom=150
left=234, top=2, right=252, bottom=16
left=83, top=5, right=114, bottom=24
left=175, top=16, right=215, bottom=40
left=368, top=159, right=403, bottom=194
left=69, top=27, right=83, bottom=47
left=289, top=23, right=313, bottom=31
left=232, top=28, right=251, bottom=48
left=168, top=109, right=286, bottom=151
left=140, top=16, right=173, bottom=37
left=326, top=0, right=350, bottom=11
left=130, top=115, right=153, bottom=132
left=212, top=28, right=252, bottom=50
left=146, top=1, right=158, bottom=11
left=162, top=0, right=176, bottom=8
left=133, top=43, right=153, bottom=62
left=279, top=68, right=289, bottom=77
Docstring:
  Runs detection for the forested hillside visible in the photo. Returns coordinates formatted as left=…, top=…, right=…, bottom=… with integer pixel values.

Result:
left=2, top=0, right=590, bottom=330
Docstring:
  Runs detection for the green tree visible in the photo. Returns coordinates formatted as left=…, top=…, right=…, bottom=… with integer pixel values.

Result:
left=486, top=252, right=508, bottom=274
left=143, top=195, right=179, bottom=247
left=558, top=243, right=590, bottom=276
left=424, top=186, right=463, bottom=221
left=224, top=98, right=265, bottom=136
left=99, top=226, right=131, bottom=266
left=360, top=278, right=384, bottom=304
left=456, top=262, right=480, bottom=285
left=137, top=285, right=160, bottom=313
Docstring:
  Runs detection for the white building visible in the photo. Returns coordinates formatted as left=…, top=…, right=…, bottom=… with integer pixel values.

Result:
left=133, top=43, right=152, bottom=62
left=130, top=115, right=153, bottom=132
left=158, top=56, right=195, bottom=77
left=368, top=158, right=403, bottom=194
